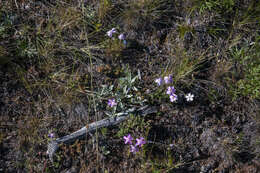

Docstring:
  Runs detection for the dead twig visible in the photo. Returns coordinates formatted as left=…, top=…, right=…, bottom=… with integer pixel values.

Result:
left=47, top=105, right=157, bottom=161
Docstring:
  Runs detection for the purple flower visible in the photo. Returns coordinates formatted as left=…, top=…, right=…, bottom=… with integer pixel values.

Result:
left=155, top=77, right=163, bottom=86
left=164, top=75, right=172, bottom=84
left=166, top=86, right=176, bottom=95
left=135, top=137, right=146, bottom=147
left=108, top=98, right=117, bottom=107
left=118, top=33, right=125, bottom=40
left=107, top=28, right=116, bottom=37
left=169, top=94, right=178, bottom=102
left=130, top=145, right=138, bottom=153
left=48, top=133, right=54, bottom=138
left=123, top=134, right=133, bottom=144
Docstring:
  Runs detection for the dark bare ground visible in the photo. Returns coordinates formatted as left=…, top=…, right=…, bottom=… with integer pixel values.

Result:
left=0, top=0, right=260, bottom=172
left=1, top=60, right=259, bottom=172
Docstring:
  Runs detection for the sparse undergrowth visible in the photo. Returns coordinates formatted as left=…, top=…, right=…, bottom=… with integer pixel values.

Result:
left=0, top=0, right=260, bottom=172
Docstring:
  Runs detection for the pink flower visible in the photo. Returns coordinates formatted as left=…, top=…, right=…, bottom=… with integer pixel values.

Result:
left=170, top=94, right=178, bottom=102
left=135, top=137, right=146, bottom=147
left=118, top=33, right=125, bottom=40
left=166, top=86, right=176, bottom=95
left=48, top=133, right=54, bottom=138
left=130, top=145, right=138, bottom=153
left=155, top=77, right=163, bottom=86
left=108, top=98, right=117, bottom=107
left=123, top=134, right=133, bottom=144
left=164, top=75, right=172, bottom=84
left=107, top=28, right=116, bottom=37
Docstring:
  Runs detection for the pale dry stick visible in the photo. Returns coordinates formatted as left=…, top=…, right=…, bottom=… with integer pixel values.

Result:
left=47, top=105, right=157, bottom=161
left=14, top=0, right=19, bottom=9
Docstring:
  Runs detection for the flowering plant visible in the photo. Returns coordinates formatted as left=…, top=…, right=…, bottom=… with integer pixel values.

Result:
left=185, top=93, right=194, bottom=102
left=108, top=98, right=117, bottom=107
left=154, top=75, right=195, bottom=103
left=118, top=33, right=125, bottom=40
left=169, top=94, right=178, bottom=102
left=166, top=86, right=176, bottom=95
left=123, top=134, right=133, bottom=144
left=155, top=77, right=163, bottom=86
left=164, top=75, right=173, bottom=84
left=107, top=28, right=116, bottom=37
left=123, top=134, right=146, bottom=154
